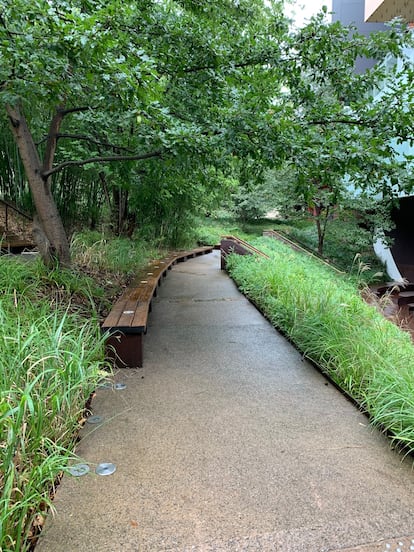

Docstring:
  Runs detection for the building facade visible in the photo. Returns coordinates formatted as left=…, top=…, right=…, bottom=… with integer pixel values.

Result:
left=331, top=0, right=386, bottom=72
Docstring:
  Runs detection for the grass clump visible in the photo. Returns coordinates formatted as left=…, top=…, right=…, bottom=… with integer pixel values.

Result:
left=278, top=218, right=385, bottom=279
left=195, top=213, right=384, bottom=282
left=195, top=215, right=280, bottom=246
left=71, top=231, right=165, bottom=277
left=226, top=236, right=414, bottom=455
left=0, top=256, right=107, bottom=551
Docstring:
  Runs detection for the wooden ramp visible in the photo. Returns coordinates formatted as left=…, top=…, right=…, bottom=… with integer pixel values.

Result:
left=0, top=199, right=34, bottom=251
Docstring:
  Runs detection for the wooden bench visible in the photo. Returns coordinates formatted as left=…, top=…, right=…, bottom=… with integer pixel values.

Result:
left=102, top=246, right=214, bottom=368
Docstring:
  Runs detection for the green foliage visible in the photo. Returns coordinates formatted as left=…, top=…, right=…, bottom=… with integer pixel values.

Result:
left=0, top=0, right=287, bottom=245
left=238, top=15, right=414, bottom=254
left=0, top=0, right=413, bottom=261
left=226, top=237, right=414, bottom=455
left=283, top=217, right=385, bottom=279
left=195, top=217, right=251, bottom=246
left=0, top=257, right=107, bottom=551
left=0, top=255, right=105, bottom=308
left=198, top=210, right=384, bottom=281
left=129, top=163, right=233, bottom=247
left=71, top=231, right=163, bottom=275
left=195, top=211, right=283, bottom=246
left=230, top=181, right=268, bottom=222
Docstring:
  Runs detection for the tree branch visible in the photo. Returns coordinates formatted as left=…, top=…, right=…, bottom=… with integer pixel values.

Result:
left=307, top=118, right=375, bottom=127
left=42, top=150, right=164, bottom=178
left=57, top=106, right=91, bottom=116
left=171, top=48, right=279, bottom=76
left=37, top=133, right=134, bottom=153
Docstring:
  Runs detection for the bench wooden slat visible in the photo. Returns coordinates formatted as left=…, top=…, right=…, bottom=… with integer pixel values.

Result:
left=116, top=299, right=141, bottom=328
left=102, top=298, right=130, bottom=328
left=133, top=282, right=156, bottom=302
left=131, top=302, right=150, bottom=329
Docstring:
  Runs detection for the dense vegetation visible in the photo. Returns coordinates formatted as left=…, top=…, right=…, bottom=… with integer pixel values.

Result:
left=197, top=211, right=385, bottom=280
left=0, top=232, right=167, bottom=551
left=1, top=0, right=414, bottom=548
left=0, top=258, right=106, bottom=550
left=1, top=0, right=413, bottom=264
left=226, top=236, right=414, bottom=455
left=0, top=213, right=410, bottom=550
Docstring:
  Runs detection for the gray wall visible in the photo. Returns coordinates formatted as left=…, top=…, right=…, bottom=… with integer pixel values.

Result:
left=332, top=0, right=386, bottom=72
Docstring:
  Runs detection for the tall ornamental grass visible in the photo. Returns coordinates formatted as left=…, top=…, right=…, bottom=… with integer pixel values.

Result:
left=71, top=231, right=165, bottom=276
left=0, top=257, right=107, bottom=551
left=226, top=237, right=414, bottom=455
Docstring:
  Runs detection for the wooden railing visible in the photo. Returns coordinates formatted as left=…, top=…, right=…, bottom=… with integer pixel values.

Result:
left=220, top=235, right=269, bottom=270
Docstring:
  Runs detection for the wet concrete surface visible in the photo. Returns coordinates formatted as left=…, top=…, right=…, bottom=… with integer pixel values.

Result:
left=37, top=251, right=414, bottom=552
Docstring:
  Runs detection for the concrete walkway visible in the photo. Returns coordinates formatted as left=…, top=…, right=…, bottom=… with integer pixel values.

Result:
left=37, top=251, right=414, bottom=552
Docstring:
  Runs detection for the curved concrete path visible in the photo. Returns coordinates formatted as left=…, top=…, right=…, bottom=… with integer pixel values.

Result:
left=38, top=251, right=414, bottom=552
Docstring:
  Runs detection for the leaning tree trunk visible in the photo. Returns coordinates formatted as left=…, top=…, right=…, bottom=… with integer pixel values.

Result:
left=314, top=203, right=330, bottom=257
left=6, top=104, right=71, bottom=266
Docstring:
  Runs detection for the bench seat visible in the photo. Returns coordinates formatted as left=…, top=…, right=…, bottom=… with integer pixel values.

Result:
left=102, top=246, right=214, bottom=367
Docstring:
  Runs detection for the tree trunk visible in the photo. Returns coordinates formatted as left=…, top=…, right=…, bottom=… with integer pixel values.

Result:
left=112, top=187, right=130, bottom=236
left=316, top=218, right=324, bottom=256
left=6, top=104, right=71, bottom=266
left=315, top=204, right=330, bottom=257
